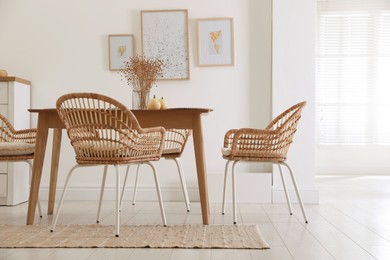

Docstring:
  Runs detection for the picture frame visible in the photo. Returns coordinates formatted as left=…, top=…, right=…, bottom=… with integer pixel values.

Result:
left=141, top=9, right=190, bottom=80
left=197, top=18, right=235, bottom=67
left=108, top=34, right=134, bottom=71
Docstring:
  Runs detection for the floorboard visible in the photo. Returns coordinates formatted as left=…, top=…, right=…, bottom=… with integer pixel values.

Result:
left=1, top=175, right=390, bottom=260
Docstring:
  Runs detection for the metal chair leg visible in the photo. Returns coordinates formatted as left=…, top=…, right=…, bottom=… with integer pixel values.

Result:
left=222, top=160, right=231, bottom=215
left=132, top=164, right=141, bottom=205
left=50, top=165, right=79, bottom=232
left=145, top=162, right=167, bottom=226
left=278, top=164, right=293, bottom=215
left=96, top=165, right=108, bottom=223
left=282, top=162, right=308, bottom=223
left=124, top=158, right=191, bottom=213
left=120, top=165, right=131, bottom=210
left=232, top=161, right=238, bottom=224
left=115, top=165, right=121, bottom=237
left=173, top=158, right=190, bottom=212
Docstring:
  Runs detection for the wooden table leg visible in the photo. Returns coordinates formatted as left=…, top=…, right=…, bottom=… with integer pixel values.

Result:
left=192, top=115, right=210, bottom=225
left=27, top=115, right=49, bottom=225
left=47, top=128, right=62, bottom=215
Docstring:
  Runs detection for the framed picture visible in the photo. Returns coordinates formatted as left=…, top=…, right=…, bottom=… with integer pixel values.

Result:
left=197, top=18, right=235, bottom=67
left=108, top=34, right=134, bottom=71
left=141, top=9, right=190, bottom=80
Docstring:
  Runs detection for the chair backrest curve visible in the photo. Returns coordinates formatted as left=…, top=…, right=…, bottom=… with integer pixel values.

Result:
left=266, top=101, right=306, bottom=131
left=56, top=92, right=163, bottom=164
left=265, top=101, right=307, bottom=158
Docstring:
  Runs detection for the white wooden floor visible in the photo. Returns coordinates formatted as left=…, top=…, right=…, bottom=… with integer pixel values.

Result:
left=1, top=175, right=390, bottom=260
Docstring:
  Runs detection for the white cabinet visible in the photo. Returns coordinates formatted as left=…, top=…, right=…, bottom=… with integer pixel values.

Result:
left=0, top=77, right=31, bottom=205
left=0, top=174, right=7, bottom=197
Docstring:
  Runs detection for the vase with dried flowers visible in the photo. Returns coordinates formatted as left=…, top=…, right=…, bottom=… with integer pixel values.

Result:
left=120, top=54, right=164, bottom=110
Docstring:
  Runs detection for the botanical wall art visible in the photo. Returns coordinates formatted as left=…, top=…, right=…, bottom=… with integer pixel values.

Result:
left=197, top=18, right=235, bottom=67
left=141, top=9, right=190, bottom=80
left=108, top=34, right=134, bottom=71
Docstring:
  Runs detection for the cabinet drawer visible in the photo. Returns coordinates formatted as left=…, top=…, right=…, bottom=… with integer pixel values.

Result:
left=0, top=162, right=7, bottom=172
left=0, top=83, right=8, bottom=104
left=0, top=174, right=7, bottom=197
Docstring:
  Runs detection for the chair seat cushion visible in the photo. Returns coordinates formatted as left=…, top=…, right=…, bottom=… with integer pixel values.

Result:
left=0, top=142, right=35, bottom=156
left=75, top=141, right=165, bottom=159
left=75, top=141, right=122, bottom=157
left=162, top=147, right=181, bottom=155
left=221, top=147, right=232, bottom=156
left=221, top=147, right=286, bottom=162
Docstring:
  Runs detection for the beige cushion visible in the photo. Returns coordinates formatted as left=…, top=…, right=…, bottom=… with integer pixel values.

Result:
left=162, top=147, right=181, bottom=155
left=221, top=147, right=232, bottom=156
left=75, top=141, right=121, bottom=156
left=0, top=142, right=35, bottom=156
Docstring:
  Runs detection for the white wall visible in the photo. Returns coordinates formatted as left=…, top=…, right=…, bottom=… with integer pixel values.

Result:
left=272, top=0, right=319, bottom=203
left=0, top=0, right=317, bottom=203
left=316, top=147, right=390, bottom=175
left=0, top=0, right=274, bottom=202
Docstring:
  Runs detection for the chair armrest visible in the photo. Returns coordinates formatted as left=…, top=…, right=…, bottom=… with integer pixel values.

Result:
left=223, top=129, right=239, bottom=149
left=12, top=129, right=37, bottom=144
left=122, top=126, right=166, bottom=158
left=139, top=126, right=165, bottom=135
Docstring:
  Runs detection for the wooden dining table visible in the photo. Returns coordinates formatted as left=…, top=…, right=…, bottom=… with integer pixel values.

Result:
left=27, top=108, right=213, bottom=225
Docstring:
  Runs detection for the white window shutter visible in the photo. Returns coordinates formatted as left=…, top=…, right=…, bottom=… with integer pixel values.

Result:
left=317, top=0, right=390, bottom=145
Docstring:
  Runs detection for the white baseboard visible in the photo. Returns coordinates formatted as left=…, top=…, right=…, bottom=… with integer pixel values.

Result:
left=38, top=173, right=318, bottom=204
left=39, top=186, right=200, bottom=203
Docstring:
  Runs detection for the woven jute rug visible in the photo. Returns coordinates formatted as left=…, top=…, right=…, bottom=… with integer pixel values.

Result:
left=0, top=224, right=270, bottom=249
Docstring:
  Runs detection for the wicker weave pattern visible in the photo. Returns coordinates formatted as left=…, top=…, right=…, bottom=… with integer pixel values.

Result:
left=0, top=114, right=37, bottom=144
left=0, top=114, right=36, bottom=160
left=223, top=101, right=306, bottom=161
left=163, top=129, right=191, bottom=158
left=56, top=93, right=165, bottom=165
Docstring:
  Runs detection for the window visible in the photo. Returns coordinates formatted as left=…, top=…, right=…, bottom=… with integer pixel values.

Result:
left=317, top=0, right=390, bottom=145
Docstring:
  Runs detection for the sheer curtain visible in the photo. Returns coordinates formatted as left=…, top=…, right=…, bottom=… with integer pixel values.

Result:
left=317, top=0, right=390, bottom=145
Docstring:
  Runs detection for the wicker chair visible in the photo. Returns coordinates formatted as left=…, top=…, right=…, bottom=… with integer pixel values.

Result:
left=0, top=114, right=42, bottom=217
left=120, top=129, right=191, bottom=212
left=51, top=93, right=166, bottom=237
left=221, top=101, right=308, bottom=224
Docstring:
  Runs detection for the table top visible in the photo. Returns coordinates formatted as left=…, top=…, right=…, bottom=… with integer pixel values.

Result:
left=29, top=107, right=213, bottom=113
left=28, top=107, right=213, bottom=129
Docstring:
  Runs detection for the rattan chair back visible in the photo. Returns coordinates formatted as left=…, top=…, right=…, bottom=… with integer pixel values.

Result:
left=223, top=101, right=306, bottom=161
left=264, top=101, right=306, bottom=159
left=56, top=93, right=165, bottom=165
